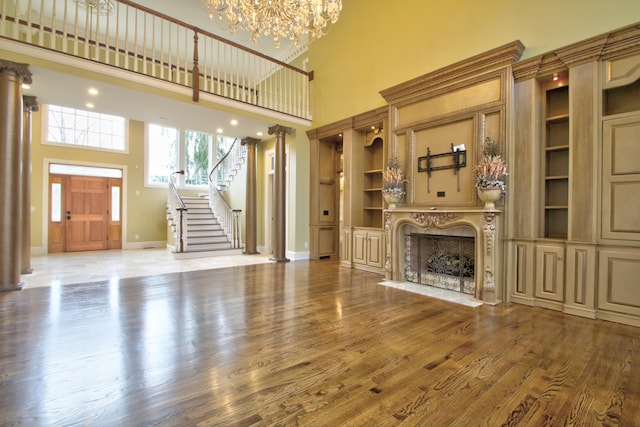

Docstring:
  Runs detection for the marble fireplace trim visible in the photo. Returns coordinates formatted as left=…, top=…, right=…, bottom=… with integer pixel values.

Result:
left=384, top=208, right=502, bottom=305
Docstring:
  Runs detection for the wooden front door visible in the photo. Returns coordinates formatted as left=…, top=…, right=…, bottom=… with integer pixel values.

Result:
left=65, top=175, right=109, bottom=252
left=48, top=172, right=123, bottom=253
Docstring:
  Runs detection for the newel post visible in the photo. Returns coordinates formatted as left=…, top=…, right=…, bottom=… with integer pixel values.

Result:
left=192, top=29, right=200, bottom=102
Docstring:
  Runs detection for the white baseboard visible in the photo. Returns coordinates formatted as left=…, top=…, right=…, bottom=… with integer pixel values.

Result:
left=287, top=250, right=310, bottom=261
left=123, top=241, right=167, bottom=250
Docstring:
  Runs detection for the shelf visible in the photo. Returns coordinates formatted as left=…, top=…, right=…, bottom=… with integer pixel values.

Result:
left=545, top=175, right=569, bottom=181
left=363, top=169, right=383, bottom=174
left=545, top=205, right=569, bottom=209
left=545, top=145, right=569, bottom=152
left=364, top=207, right=382, bottom=211
left=546, top=114, right=569, bottom=123
left=364, top=188, right=382, bottom=192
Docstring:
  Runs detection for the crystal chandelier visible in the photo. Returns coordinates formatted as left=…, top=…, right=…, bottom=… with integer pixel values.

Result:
left=204, top=0, right=342, bottom=47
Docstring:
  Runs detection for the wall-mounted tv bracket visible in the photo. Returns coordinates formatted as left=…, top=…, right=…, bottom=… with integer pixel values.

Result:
left=417, top=143, right=467, bottom=192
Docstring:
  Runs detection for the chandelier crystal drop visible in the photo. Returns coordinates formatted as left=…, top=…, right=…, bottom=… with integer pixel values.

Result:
left=204, top=0, right=342, bottom=48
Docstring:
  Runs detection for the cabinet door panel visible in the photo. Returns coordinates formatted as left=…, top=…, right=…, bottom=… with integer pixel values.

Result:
left=535, top=245, right=565, bottom=302
left=353, top=231, right=367, bottom=265
left=367, top=231, right=384, bottom=269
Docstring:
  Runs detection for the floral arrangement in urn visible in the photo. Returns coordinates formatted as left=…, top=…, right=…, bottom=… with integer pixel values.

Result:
left=475, top=136, right=508, bottom=209
left=475, top=136, right=508, bottom=192
left=382, top=156, right=407, bottom=208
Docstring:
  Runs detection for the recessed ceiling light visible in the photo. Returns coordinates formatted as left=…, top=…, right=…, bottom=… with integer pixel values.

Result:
left=230, top=119, right=238, bottom=126
left=216, top=128, right=223, bottom=134
left=21, top=83, right=31, bottom=90
left=88, top=87, right=99, bottom=95
left=257, top=131, right=263, bottom=137
left=86, top=102, right=95, bottom=108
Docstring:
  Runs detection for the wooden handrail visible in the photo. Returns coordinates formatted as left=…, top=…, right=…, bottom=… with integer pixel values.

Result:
left=113, top=0, right=313, bottom=80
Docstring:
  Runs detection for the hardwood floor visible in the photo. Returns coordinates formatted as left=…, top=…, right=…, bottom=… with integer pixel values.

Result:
left=1, top=260, right=639, bottom=426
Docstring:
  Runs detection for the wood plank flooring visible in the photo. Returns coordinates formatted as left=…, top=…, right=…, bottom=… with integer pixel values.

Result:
left=1, top=260, right=639, bottom=426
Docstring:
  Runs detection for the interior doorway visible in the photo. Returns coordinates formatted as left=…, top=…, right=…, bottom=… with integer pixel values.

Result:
left=48, top=164, right=123, bottom=253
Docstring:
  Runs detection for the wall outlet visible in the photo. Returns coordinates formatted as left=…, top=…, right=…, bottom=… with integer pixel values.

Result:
left=135, top=234, right=139, bottom=240
left=304, top=241, right=308, bottom=248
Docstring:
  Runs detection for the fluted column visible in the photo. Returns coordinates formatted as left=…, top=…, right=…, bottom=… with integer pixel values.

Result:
left=268, top=125, right=293, bottom=262
left=0, top=60, right=31, bottom=291
left=241, top=137, right=260, bottom=255
left=21, top=96, right=38, bottom=274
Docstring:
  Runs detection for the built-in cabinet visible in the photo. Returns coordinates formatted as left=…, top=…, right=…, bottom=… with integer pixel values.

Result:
left=352, top=228, right=384, bottom=271
left=509, top=24, right=640, bottom=327
left=307, top=107, right=387, bottom=274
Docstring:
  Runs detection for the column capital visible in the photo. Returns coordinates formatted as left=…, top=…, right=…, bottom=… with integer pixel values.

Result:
left=23, top=95, right=39, bottom=112
left=241, top=136, right=261, bottom=146
left=0, top=60, right=32, bottom=84
left=268, top=124, right=294, bottom=136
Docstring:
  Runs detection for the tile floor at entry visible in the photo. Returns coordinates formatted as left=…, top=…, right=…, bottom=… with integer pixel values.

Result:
left=20, top=249, right=274, bottom=289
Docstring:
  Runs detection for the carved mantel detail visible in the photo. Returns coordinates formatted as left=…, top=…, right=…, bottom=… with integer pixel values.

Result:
left=411, top=212, right=462, bottom=227
left=483, top=212, right=496, bottom=256
left=385, top=208, right=502, bottom=305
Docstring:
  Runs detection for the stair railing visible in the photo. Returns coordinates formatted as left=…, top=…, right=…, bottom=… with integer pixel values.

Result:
left=208, top=138, right=244, bottom=249
left=168, top=170, right=187, bottom=253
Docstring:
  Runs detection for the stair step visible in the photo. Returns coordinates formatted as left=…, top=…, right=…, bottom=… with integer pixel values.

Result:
left=187, top=230, right=226, bottom=238
left=188, top=213, right=216, bottom=220
left=187, top=219, right=220, bottom=226
left=188, top=223, right=222, bottom=230
left=187, top=234, right=229, bottom=243
left=186, top=242, right=233, bottom=251
left=186, top=207, right=212, bottom=214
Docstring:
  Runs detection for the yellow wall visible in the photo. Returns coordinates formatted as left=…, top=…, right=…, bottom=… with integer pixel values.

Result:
left=308, top=0, right=640, bottom=127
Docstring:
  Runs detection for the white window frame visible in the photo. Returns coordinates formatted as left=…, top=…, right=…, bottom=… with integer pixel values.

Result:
left=42, top=104, right=129, bottom=153
left=145, top=123, right=230, bottom=189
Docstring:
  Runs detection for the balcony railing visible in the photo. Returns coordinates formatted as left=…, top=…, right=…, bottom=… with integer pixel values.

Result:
left=0, top=0, right=312, bottom=120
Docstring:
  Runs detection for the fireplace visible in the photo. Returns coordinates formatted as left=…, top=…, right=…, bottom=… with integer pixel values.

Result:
left=405, top=233, right=475, bottom=294
left=384, top=208, right=502, bottom=304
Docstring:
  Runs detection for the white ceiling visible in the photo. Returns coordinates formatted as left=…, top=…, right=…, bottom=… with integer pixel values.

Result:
left=19, top=0, right=308, bottom=140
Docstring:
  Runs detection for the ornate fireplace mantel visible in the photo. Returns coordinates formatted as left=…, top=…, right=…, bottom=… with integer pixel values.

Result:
left=384, top=207, right=502, bottom=305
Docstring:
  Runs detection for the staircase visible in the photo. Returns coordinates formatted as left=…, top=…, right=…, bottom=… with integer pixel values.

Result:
left=167, top=139, right=246, bottom=258
left=167, top=196, right=242, bottom=257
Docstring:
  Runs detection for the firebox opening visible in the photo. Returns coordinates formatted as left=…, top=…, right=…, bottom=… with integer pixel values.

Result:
left=404, top=233, right=475, bottom=295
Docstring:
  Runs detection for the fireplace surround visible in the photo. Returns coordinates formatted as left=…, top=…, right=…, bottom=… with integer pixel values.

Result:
left=384, top=208, right=502, bottom=304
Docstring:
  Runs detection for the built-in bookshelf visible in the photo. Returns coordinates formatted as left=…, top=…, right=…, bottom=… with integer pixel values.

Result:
left=543, top=84, right=569, bottom=239
left=362, top=133, right=384, bottom=227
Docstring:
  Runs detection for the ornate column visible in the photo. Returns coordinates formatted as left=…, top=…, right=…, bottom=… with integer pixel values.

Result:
left=21, top=96, right=38, bottom=274
left=268, top=124, right=293, bottom=262
left=241, top=137, right=260, bottom=255
left=0, top=60, right=31, bottom=291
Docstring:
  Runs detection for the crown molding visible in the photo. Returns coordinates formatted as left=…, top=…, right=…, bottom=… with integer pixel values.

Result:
left=513, top=22, right=640, bottom=81
left=379, top=40, right=524, bottom=105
